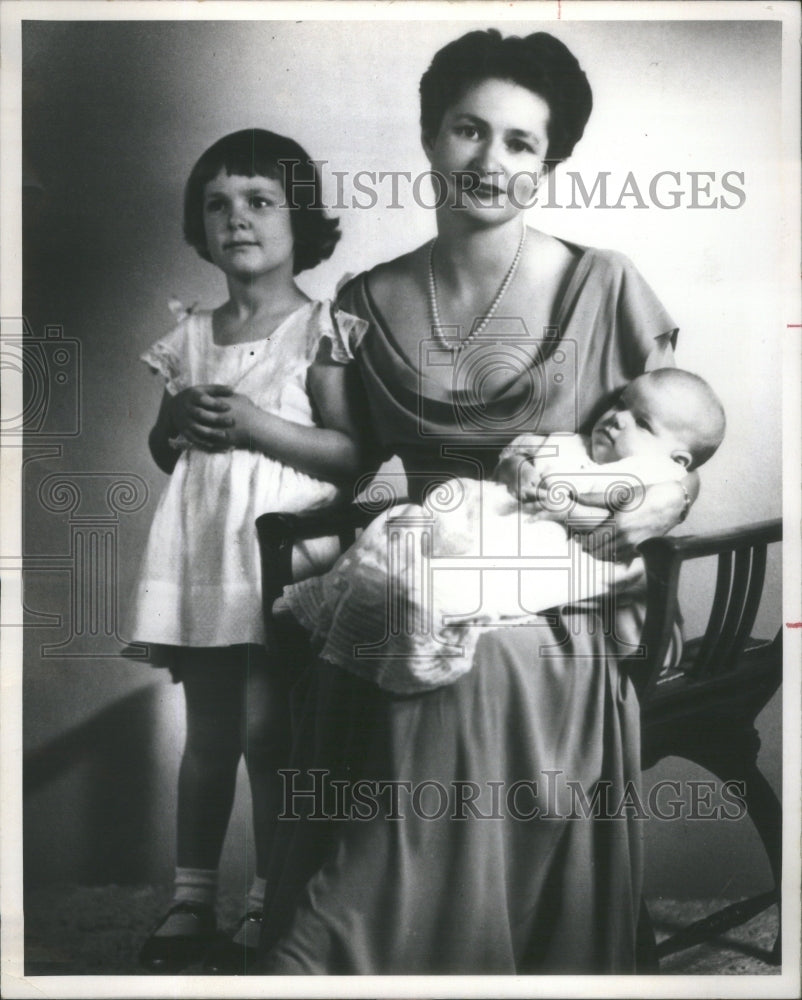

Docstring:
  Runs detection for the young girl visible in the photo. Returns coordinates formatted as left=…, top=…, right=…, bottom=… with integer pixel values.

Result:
left=128, top=129, right=367, bottom=974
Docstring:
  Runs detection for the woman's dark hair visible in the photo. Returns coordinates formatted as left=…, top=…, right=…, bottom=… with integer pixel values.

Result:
left=419, top=29, right=593, bottom=172
left=183, top=129, right=340, bottom=275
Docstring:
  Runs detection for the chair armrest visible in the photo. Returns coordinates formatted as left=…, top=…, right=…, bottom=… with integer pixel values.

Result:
left=256, top=501, right=410, bottom=632
left=639, top=518, right=782, bottom=560
left=632, top=518, right=782, bottom=702
left=256, top=503, right=377, bottom=548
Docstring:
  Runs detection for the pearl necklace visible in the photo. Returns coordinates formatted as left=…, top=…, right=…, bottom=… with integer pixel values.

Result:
left=427, top=226, right=527, bottom=351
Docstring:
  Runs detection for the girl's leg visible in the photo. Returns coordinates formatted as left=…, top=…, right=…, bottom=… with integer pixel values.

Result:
left=202, top=645, right=291, bottom=972
left=176, top=647, right=244, bottom=869
left=140, top=646, right=244, bottom=971
left=239, top=644, right=292, bottom=881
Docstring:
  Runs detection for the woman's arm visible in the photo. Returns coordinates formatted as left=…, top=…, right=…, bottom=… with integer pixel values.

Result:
left=578, top=471, right=699, bottom=562
left=224, top=359, right=369, bottom=484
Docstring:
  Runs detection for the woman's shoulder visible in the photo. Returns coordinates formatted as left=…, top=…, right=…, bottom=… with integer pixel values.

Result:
left=534, top=230, right=634, bottom=268
left=582, top=244, right=643, bottom=278
left=366, top=247, right=426, bottom=299
left=515, top=230, right=641, bottom=306
left=552, top=238, right=676, bottom=348
left=337, top=246, right=426, bottom=316
left=546, top=234, right=645, bottom=281
left=571, top=243, right=670, bottom=312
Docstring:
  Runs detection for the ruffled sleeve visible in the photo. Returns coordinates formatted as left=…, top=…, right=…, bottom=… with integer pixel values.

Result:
left=139, top=306, right=194, bottom=395
left=313, top=299, right=369, bottom=365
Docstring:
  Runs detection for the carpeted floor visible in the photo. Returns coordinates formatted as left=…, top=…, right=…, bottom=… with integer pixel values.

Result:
left=21, top=884, right=781, bottom=976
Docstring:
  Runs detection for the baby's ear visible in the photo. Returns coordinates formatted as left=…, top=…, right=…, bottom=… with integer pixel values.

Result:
left=672, top=449, right=693, bottom=470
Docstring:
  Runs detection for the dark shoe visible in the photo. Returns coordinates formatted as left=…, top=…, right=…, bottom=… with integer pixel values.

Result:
left=202, top=911, right=262, bottom=974
left=139, top=901, right=216, bottom=973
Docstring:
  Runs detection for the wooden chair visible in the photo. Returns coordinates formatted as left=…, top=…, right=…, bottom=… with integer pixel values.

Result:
left=633, top=518, right=782, bottom=966
left=256, top=506, right=783, bottom=970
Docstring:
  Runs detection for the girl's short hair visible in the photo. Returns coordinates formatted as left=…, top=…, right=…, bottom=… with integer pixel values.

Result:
left=183, top=129, right=340, bottom=275
left=419, top=29, right=593, bottom=172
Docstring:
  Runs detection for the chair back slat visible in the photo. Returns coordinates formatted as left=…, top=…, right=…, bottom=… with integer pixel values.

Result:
left=687, top=550, right=733, bottom=677
left=720, top=543, right=768, bottom=668
left=708, top=547, right=753, bottom=674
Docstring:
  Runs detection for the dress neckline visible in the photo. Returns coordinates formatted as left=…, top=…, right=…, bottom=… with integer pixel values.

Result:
left=360, top=239, right=594, bottom=377
left=208, top=299, right=315, bottom=349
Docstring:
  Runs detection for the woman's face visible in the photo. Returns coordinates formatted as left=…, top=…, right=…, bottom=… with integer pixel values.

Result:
left=423, top=77, right=550, bottom=225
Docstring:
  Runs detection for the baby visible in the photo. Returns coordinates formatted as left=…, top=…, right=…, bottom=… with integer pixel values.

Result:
left=282, top=368, right=726, bottom=694
left=491, top=366, right=726, bottom=532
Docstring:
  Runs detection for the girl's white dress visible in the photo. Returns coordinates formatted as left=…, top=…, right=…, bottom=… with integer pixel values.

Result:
left=127, top=299, right=366, bottom=652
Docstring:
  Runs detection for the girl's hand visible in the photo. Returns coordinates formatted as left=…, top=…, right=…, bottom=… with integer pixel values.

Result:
left=222, top=392, right=262, bottom=449
left=190, top=359, right=370, bottom=479
left=170, top=384, right=235, bottom=450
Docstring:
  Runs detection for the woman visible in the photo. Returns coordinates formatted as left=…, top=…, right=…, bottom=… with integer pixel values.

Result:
left=257, top=29, right=694, bottom=974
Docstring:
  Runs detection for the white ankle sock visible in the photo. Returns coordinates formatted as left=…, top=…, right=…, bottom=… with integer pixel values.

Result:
left=173, top=866, right=218, bottom=907
left=246, top=876, right=267, bottom=915
left=154, top=867, right=217, bottom=938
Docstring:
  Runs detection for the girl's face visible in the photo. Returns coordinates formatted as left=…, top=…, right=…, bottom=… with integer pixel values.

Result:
left=202, top=170, right=294, bottom=280
left=423, top=78, right=550, bottom=225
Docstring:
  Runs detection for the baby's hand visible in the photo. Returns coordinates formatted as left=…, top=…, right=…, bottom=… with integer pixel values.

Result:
left=494, top=435, right=549, bottom=500
left=170, top=384, right=234, bottom=450
left=518, top=498, right=555, bottom=521
left=495, top=455, right=542, bottom=502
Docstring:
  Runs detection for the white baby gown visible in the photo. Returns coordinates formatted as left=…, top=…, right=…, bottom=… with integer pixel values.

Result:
left=284, top=433, right=685, bottom=693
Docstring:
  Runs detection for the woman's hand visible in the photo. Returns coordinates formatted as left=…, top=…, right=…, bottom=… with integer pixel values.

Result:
left=169, top=384, right=235, bottom=450
left=579, top=474, right=698, bottom=562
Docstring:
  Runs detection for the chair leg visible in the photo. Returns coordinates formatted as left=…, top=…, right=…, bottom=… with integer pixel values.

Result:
left=738, top=760, right=782, bottom=964
left=679, top=727, right=781, bottom=964
left=737, top=761, right=782, bottom=890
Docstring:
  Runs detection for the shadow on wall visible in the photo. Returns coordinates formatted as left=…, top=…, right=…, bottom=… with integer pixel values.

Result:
left=23, top=678, right=254, bottom=894
left=24, top=685, right=168, bottom=887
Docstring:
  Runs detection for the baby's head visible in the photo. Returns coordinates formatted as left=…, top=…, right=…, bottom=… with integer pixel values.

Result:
left=590, top=369, right=726, bottom=471
left=183, top=129, right=340, bottom=275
